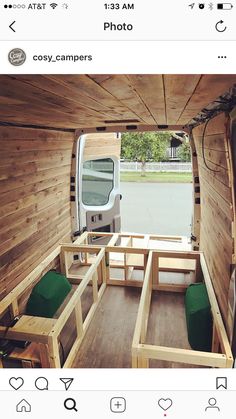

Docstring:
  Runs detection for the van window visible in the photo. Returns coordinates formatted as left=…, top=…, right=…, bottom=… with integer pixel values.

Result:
left=82, top=158, right=114, bottom=206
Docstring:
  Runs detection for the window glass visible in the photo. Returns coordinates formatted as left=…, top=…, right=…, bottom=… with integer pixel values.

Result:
left=82, top=158, right=114, bottom=206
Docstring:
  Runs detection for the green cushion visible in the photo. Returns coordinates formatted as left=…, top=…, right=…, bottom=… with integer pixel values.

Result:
left=185, top=283, right=213, bottom=352
left=26, top=271, right=72, bottom=318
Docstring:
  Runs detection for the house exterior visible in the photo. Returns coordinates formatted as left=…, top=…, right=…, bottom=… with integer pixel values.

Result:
left=167, top=132, right=188, bottom=161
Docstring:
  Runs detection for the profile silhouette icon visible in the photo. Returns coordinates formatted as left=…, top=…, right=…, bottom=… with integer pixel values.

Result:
left=205, top=398, right=220, bottom=412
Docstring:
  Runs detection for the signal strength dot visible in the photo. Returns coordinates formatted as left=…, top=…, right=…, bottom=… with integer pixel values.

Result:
left=50, top=3, right=58, bottom=9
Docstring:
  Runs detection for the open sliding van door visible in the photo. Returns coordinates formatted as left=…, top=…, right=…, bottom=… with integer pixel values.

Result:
left=73, top=132, right=121, bottom=242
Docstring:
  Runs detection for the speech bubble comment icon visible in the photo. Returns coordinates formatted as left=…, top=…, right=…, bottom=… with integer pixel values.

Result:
left=35, top=377, right=49, bottom=391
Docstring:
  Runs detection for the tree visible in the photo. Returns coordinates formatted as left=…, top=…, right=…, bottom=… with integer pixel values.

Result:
left=177, top=140, right=191, bottom=162
left=121, top=132, right=171, bottom=176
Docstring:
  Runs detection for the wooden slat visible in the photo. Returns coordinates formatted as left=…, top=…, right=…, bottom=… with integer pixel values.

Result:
left=178, top=75, right=236, bottom=125
left=200, top=253, right=233, bottom=364
left=83, top=133, right=121, bottom=160
left=0, top=75, right=235, bottom=128
left=127, top=75, right=166, bottom=124
left=137, top=344, right=228, bottom=368
left=193, top=113, right=226, bottom=136
left=192, top=112, right=234, bottom=328
left=89, top=75, right=156, bottom=124
left=0, top=126, right=74, bottom=300
left=164, top=75, right=201, bottom=125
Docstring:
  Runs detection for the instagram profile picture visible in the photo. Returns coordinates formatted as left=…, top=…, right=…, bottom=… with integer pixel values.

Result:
left=8, top=48, right=26, bottom=66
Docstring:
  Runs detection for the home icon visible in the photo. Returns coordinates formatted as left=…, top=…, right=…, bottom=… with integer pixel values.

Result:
left=16, top=399, right=31, bottom=413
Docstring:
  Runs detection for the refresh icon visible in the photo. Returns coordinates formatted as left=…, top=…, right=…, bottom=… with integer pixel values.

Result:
left=215, top=20, right=227, bottom=32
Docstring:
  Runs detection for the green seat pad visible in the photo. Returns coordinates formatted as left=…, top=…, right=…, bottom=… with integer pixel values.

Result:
left=26, top=271, right=72, bottom=318
left=185, top=283, right=213, bottom=352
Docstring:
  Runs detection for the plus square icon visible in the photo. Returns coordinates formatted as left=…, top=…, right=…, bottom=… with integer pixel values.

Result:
left=110, top=397, right=126, bottom=413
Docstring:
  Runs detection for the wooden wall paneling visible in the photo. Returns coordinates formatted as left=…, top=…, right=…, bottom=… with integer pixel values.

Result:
left=197, top=156, right=230, bottom=187
left=197, top=146, right=229, bottom=170
left=0, top=225, right=71, bottom=301
left=192, top=113, right=235, bottom=329
left=1, top=175, right=70, bottom=216
left=0, top=149, right=72, bottom=168
left=0, top=126, right=74, bottom=302
left=197, top=163, right=232, bottom=203
left=83, top=133, right=121, bottom=160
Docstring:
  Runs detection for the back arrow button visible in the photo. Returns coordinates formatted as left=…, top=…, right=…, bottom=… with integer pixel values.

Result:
left=9, top=21, right=16, bottom=32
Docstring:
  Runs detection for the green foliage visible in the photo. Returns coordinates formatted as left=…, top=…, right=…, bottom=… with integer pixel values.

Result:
left=121, top=132, right=171, bottom=163
left=177, top=140, right=191, bottom=162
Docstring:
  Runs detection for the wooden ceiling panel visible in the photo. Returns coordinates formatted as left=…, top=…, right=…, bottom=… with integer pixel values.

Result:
left=127, top=75, right=166, bottom=124
left=50, top=75, right=139, bottom=119
left=88, top=75, right=156, bottom=125
left=2, top=76, right=117, bottom=127
left=178, top=75, right=236, bottom=125
left=9, top=75, right=126, bottom=123
left=164, top=75, right=201, bottom=125
left=0, top=75, right=235, bottom=130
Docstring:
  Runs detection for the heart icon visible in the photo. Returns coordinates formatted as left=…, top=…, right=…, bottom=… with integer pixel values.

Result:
left=9, top=377, right=24, bottom=390
left=158, top=398, right=173, bottom=411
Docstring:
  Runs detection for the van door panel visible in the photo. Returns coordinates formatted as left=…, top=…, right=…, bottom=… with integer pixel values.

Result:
left=77, top=132, right=121, bottom=239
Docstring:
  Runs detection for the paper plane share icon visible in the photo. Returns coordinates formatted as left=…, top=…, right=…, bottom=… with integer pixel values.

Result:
left=60, top=378, right=74, bottom=391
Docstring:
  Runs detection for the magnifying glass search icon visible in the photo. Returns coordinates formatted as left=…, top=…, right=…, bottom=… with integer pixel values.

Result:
left=64, top=398, right=78, bottom=412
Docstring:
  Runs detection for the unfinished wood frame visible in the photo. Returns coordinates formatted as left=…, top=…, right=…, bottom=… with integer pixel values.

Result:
left=73, top=231, right=193, bottom=287
left=0, top=231, right=233, bottom=369
left=0, top=245, right=106, bottom=368
left=132, top=250, right=233, bottom=368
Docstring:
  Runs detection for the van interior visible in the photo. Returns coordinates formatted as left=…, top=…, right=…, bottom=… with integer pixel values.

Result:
left=0, top=74, right=236, bottom=368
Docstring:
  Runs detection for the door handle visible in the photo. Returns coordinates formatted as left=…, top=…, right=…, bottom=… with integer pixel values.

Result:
left=91, top=214, right=103, bottom=223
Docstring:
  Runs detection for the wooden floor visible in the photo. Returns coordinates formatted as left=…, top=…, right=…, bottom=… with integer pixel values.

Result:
left=73, top=286, right=141, bottom=368
left=72, top=286, right=196, bottom=368
left=146, top=291, right=198, bottom=368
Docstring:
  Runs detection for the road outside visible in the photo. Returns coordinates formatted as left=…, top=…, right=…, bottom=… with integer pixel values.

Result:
left=120, top=182, right=193, bottom=237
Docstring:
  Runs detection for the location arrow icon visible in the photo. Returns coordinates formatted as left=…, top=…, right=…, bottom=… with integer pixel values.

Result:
left=60, top=378, right=74, bottom=391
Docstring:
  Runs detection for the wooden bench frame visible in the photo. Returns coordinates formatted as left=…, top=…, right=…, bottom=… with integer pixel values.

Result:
left=132, top=250, right=234, bottom=368
left=0, top=231, right=233, bottom=369
left=0, top=245, right=106, bottom=368
left=73, top=231, right=194, bottom=285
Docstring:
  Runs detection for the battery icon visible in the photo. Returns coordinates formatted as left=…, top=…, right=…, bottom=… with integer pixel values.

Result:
left=217, top=3, right=233, bottom=9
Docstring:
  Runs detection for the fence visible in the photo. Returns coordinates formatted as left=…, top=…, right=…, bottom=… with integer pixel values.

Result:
left=120, top=161, right=192, bottom=172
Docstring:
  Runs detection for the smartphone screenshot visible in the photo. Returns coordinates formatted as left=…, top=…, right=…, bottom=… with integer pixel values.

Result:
left=0, top=0, right=236, bottom=417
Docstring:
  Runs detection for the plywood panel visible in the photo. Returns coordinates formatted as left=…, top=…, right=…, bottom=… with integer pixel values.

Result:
left=127, top=75, right=166, bottom=124
left=89, top=75, right=156, bottom=125
left=192, top=113, right=234, bottom=328
left=83, top=133, right=121, bottom=160
left=0, top=126, right=74, bottom=300
left=179, top=75, right=236, bottom=125
left=0, top=75, right=235, bottom=129
left=164, top=75, right=201, bottom=125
